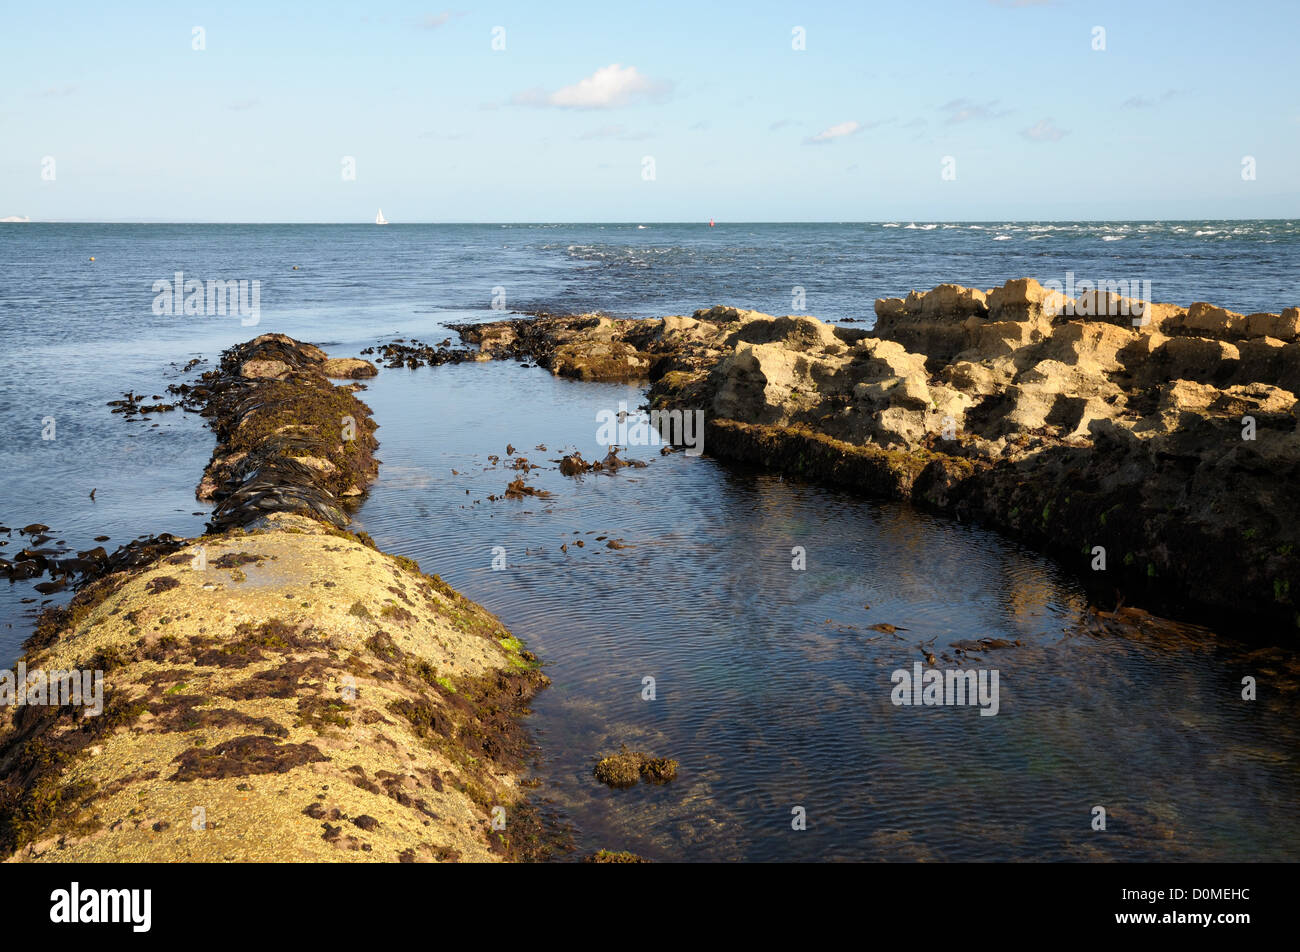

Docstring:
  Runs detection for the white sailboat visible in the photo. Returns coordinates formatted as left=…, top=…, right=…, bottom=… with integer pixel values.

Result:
left=375, top=208, right=388, bottom=225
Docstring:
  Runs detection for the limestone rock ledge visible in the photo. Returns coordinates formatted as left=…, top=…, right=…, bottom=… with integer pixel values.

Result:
left=458, top=282, right=1300, bottom=628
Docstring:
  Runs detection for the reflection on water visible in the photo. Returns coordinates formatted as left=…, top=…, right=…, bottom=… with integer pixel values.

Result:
left=351, top=339, right=1300, bottom=862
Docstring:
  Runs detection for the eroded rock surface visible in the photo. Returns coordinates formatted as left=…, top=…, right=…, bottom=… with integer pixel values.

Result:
left=459, top=282, right=1300, bottom=627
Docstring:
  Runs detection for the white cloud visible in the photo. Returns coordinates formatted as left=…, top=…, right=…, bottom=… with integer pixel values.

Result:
left=513, top=64, right=670, bottom=109
left=1021, top=118, right=1067, bottom=141
left=805, top=120, right=861, bottom=144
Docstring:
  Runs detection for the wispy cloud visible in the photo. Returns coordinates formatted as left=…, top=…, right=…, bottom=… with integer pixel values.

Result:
left=940, top=98, right=1010, bottom=124
left=35, top=85, right=77, bottom=98
left=420, top=11, right=462, bottom=29
left=513, top=64, right=671, bottom=109
left=769, top=119, right=799, bottom=131
left=805, top=120, right=862, bottom=144
left=1122, top=89, right=1185, bottom=109
left=229, top=99, right=260, bottom=111
left=1021, top=118, right=1067, bottom=141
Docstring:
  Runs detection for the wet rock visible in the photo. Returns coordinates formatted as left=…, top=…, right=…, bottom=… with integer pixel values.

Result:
left=322, top=357, right=379, bottom=379
left=195, top=334, right=380, bottom=530
left=593, top=744, right=679, bottom=788
left=583, top=850, right=650, bottom=863
left=370, top=338, right=478, bottom=369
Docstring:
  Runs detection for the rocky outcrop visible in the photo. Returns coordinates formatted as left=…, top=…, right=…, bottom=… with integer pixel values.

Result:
left=459, top=281, right=1300, bottom=629
left=193, top=334, right=381, bottom=531
left=0, top=336, right=548, bottom=863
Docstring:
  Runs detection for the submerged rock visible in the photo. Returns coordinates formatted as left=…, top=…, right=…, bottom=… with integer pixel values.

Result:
left=583, top=849, right=650, bottom=863
left=593, top=744, right=679, bottom=788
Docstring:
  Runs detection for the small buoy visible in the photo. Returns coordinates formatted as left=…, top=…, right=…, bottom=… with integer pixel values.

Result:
left=292, top=265, right=299, bottom=270
left=89, top=256, right=95, bottom=261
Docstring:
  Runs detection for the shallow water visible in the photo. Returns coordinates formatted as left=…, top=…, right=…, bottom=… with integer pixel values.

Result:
left=350, top=349, right=1300, bottom=861
left=1, top=223, right=1298, bottom=860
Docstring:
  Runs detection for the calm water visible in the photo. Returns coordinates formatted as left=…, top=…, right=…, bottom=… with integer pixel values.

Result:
left=1, top=222, right=1298, bottom=860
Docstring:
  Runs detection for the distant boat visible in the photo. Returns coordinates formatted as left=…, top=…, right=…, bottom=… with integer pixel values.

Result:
left=709, top=218, right=715, bottom=227
left=375, top=208, right=388, bottom=225
left=0, top=215, right=31, bottom=223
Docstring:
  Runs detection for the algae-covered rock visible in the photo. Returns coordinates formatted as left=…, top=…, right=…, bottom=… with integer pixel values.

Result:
left=593, top=744, right=678, bottom=789
left=0, top=334, right=551, bottom=864
left=583, top=849, right=649, bottom=863
left=0, top=516, right=548, bottom=862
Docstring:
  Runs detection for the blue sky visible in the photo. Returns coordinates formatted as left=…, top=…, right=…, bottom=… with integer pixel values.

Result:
left=2, top=0, right=1297, bottom=221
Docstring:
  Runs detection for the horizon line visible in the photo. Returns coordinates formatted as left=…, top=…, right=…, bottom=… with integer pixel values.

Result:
left=4, top=217, right=1297, bottom=225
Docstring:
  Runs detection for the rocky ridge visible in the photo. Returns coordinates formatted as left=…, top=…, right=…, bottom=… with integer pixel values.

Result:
left=0, top=335, right=549, bottom=862
left=458, top=281, right=1300, bottom=630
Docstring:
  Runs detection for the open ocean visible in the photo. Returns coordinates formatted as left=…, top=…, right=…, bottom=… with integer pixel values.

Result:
left=2, top=221, right=1298, bottom=860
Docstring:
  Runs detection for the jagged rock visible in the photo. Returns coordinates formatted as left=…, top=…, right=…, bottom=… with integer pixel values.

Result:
left=451, top=279, right=1300, bottom=626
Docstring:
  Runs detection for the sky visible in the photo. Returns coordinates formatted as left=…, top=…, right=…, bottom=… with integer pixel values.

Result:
left=1, top=0, right=1297, bottom=222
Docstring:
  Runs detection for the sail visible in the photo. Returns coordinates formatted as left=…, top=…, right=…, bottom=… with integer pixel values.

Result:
left=375, top=208, right=387, bottom=225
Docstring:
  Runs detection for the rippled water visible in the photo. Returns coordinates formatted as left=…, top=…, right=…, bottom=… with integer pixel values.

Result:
left=352, top=353, right=1300, bottom=862
left=2, top=224, right=1298, bottom=860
